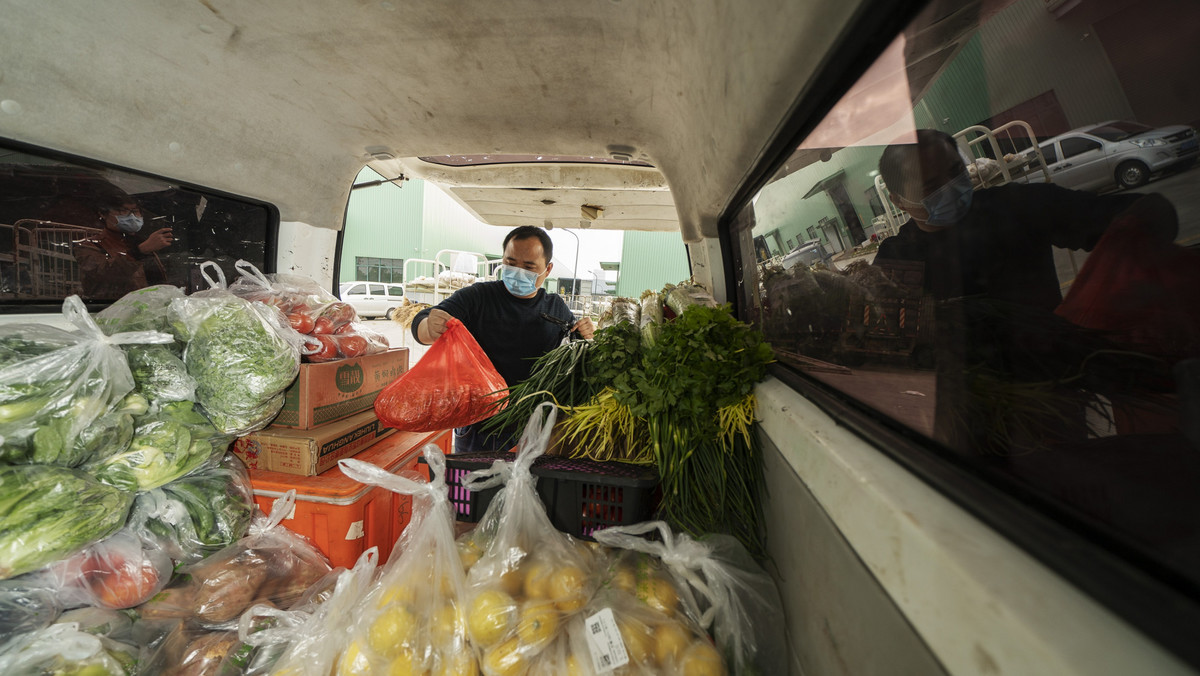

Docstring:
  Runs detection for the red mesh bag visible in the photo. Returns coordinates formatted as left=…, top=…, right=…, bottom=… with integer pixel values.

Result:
left=374, top=318, right=508, bottom=432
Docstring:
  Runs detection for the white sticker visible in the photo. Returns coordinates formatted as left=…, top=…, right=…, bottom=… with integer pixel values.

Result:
left=345, top=520, right=365, bottom=540
left=583, top=607, right=629, bottom=673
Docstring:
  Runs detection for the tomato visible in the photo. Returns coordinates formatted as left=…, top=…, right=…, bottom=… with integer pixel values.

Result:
left=312, top=316, right=335, bottom=334
left=322, top=302, right=357, bottom=326
left=308, top=334, right=339, bottom=362
left=85, top=553, right=161, bottom=609
left=334, top=321, right=355, bottom=335
left=336, top=334, right=369, bottom=358
left=288, top=312, right=315, bottom=334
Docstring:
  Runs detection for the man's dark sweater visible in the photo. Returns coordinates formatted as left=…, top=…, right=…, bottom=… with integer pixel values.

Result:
left=411, top=280, right=575, bottom=387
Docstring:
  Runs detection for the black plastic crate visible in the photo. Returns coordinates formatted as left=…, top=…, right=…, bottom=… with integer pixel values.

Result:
left=419, top=451, right=660, bottom=538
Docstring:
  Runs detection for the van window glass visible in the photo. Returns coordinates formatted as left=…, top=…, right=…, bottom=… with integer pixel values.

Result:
left=0, top=143, right=271, bottom=306
left=369, top=283, right=385, bottom=295
left=1040, top=142, right=1059, bottom=164
left=387, top=285, right=405, bottom=297
left=345, top=283, right=366, bottom=295
left=732, top=0, right=1200, bottom=622
left=1061, top=137, right=1102, bottom=158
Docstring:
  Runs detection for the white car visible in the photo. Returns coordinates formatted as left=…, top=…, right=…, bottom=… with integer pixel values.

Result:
left=1023, top=120, right=1198, bottom=191
left=338, top=281, right=405, bottom=319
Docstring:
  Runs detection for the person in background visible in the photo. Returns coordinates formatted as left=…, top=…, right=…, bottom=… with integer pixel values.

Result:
left=75, top=196, right=173, bottom=300
left=873, top=128, right=1180, bottom=453
left=412, top=225, right=595, bottom=452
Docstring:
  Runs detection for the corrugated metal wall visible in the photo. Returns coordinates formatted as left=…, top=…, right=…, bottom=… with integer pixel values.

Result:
left=419, top=184, right=509, bottom=268
left=615, top=231, right=691, bottom=297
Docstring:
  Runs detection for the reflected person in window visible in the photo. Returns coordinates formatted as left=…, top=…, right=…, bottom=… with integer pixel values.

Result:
left=75, top=196, right=174, bottom=300
left=873, top=129, right=1180, bottom=453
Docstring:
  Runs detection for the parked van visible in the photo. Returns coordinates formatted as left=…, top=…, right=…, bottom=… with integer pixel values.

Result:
left=2, top=0, right=1198, bottom=674
left=338, top=281, right=406, bottom=319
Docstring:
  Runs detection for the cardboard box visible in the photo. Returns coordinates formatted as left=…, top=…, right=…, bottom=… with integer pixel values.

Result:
left=233, top=410, right=396, bottom=476
left=273, top=348, right=409, bottom=429
left=248, top=429, right=452, bottom=568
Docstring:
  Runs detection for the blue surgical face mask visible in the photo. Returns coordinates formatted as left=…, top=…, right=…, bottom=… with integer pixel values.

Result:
left=114, top=213, right=144, bottom=234
left=920, top=171, right=974, bottom=227
left=500, top=264, right=541, bottom=297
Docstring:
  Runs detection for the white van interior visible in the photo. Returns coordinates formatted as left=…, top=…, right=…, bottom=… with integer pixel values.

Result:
left=2, top=0, right=1199, bottom=673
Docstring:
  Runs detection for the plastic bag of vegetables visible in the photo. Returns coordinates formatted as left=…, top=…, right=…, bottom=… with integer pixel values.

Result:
left=29, top=528, right=174, bottom=611
left=0, top=296, right=173, bottom=466
left=0, top=465, right=133, bottom=581
left=592, top=521, right=787, bottom=675
left=170, top=263, right=303, bottom=435
left=96, top=285, right=198, bottom=404
left=456, top=403, right=600, bottom=676
left=88, top=400, right=233, bottom=492
left=236, top=547, right=380, bottom=676
left=139, top=491, right=332, bottom=630
left=0, top=587, right=59, bottom=642
left=129, top=453, right=255, bottom=564
left=374, top=317, right=507, bottom=432
left=330, top=446, right=474, bottom=676
left=0, top=621, right=140, bottom=676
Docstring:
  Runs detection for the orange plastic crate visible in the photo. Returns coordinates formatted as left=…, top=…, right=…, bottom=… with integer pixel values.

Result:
left=249, top=429, right=450, bottom=568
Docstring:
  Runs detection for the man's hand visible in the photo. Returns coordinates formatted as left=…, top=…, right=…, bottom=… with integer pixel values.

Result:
left=138, top=228, right=173, bottom=254
left=417, top=308, right=453, bottom=344
left=572, top=317, right=595, bottom=340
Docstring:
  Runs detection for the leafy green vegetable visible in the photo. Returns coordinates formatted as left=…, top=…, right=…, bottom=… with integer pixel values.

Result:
left=0, top=466, right=132, bottom=580
left=89, top=401, right=231, bottom=491
left=176, top=296, right=300, bottom=435
left=131, top=454, right=254, bottom=563
left=95, top=285, right=188, bottom=347
left=124, top=344, right=197, bottom=402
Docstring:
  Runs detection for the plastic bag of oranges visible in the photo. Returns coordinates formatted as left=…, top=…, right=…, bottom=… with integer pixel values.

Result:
left=333, top=446, right=476, bottom=676
left=456, top=403, right=600, bottom=676
left=593, top=521, right=787, bottom=676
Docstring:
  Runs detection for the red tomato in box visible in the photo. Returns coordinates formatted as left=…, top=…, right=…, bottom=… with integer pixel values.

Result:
left=288, top=312, right=315, bottom=334
left=312, top=316, right=335, bottom=334
left=309, top=334, right=339, bottom=362
left=336, top=334, right=369, bottom=358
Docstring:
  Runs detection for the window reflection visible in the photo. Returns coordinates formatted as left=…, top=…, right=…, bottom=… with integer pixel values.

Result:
left=0, top=145, right=271, bottom=304
left=739, top=0, right=1200, bottom=590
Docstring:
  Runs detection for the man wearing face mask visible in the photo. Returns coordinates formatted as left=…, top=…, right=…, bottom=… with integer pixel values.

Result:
left=412, top=225, right=595, bottom=452
left=872, top=129, right=1169, bottom=310
left=75, top=196, right=174, bottom=300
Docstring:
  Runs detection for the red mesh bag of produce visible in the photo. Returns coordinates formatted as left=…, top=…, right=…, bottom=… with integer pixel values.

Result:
left=374, top=318, right=508, bottom=432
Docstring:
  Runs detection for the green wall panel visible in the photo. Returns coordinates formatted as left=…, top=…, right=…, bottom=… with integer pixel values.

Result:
left=615, top=231, right=690, bottom=297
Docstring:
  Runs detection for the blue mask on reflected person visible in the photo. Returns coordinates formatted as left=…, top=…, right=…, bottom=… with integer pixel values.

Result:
left=500, top=265, right=540, bottom=297
left=921, top=171, right=974, bottom=227
left=115, top=213, right=144, bottom=234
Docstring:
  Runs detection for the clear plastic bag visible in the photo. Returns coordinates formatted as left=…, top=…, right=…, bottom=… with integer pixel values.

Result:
left=0, top=295, right=173, bottom=466
left=0, top=621, right=139, bottom=676
left=331, top=446, right=474, bottom=675
left=141, top=491, right=332, bottom=631
left=87, top=400, right=234, bottom=492
left=457, top=404, right=600, bottom=675
left=374, top=317, right=507, bottom=432
left=593, top=521, right=787, bottom=675
left=237, top=547, right=380, bottom=676
left=97, top=285, right=198, bottom=403
left=171, top=262, right=303, bottom=435
left=0, top=465, right=134, bottom=581
left=129, top=453, right=255, bottom=564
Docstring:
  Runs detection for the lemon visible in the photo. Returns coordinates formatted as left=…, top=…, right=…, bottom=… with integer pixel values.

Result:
left=608, top=565, right=636, bottom=594
left=617, top=618, right=652, bottom=664
left=521, top=561, right=554, bottom=599
left=458, top=540, right=481, bottom=571
left=653, top=621, right=693, bottom=666
left=467, top=589, right=516, bottom=647
left=636, top=576, right=679, bottom=616
left=431, top=602, right=465, bottom=648
left=386, top=647, right=424, bottom=676
left=336, top=639, right=374, bottom=676
left=498, top=567, right=525, bottom=597
left=548, top=565, right=587, bottom=613
left=516, top=601, right=560, bottom=651
left=679, top=640, right=726, bottom=676
left=481, top=637, right=526, bottom=676
left=565, top=655, right=584, bottom=676
left=433, top=651, right=479, bottom=676
left=378, top=582, right=419, bottom=608
left=370, top=604, right=419, bottom=657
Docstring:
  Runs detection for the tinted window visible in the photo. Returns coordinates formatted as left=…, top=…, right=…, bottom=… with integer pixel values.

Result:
left=1039, top=142, right=1059, bottom=164
left=368, top=284, right=385, bottom=295
left=1061, top=137, right=1102, bottom=158
left=1090, top=121, right=1152, bottom=141
left=387, top=285, right=405, bottom=297
left=0, top=143, right=272, bottom=306
left=730, top=0, right=1200, bottom=655
left=344, top=284, right=366, bottom=295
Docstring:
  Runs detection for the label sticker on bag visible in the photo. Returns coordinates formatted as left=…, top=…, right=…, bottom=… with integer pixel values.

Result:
left=584, top=607, right=629, bottom=672
left=345, top=520, right=365, bottom=540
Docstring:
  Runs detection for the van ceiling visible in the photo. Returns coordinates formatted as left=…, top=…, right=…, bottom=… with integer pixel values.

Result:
left=0, top=0, right=866, bottom=241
